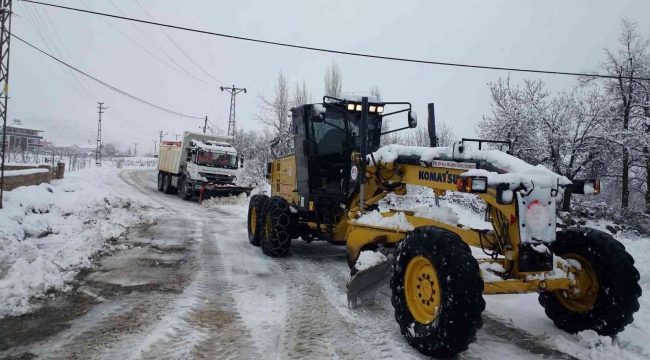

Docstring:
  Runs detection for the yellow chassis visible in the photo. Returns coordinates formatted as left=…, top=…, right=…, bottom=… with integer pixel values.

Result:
left=270, top=155, right=587, bottom=296
left=336, top=162, right=582, bottom=296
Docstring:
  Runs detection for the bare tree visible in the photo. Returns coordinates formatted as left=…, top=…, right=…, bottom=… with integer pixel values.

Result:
left=256, top=71, right=293, bottom=157
left=103, top=143, right=118, bottom=158
left=324, top=60, right=343, bottom=98
left=293, top=79, right=309, bottom=107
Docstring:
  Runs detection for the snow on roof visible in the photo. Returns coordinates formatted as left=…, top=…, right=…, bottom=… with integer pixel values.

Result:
left=1, top=124, right=44, bottom=131
left=195, top=142, right=235, bottom=153
left=370, top=144, right=570, bottom=189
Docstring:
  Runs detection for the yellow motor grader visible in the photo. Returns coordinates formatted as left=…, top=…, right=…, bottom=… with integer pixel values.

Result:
left=246, top=96, right=641, bottom=358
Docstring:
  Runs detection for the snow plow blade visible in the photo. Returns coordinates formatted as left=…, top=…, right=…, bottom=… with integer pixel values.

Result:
left=198, top=185, right=254, bottom=203
left=346, top=260, right=393, bottom=309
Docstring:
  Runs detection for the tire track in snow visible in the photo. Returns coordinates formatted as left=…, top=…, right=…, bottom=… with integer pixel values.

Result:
left=119, top=170, right=260, bottom=359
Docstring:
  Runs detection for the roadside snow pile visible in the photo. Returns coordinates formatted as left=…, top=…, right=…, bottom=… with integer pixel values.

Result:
left=201, top=193, right=249, bottom=208
left=354, top=210, right=414, bottom=231
left=355, top=251, right=387, bottom=271
left=553, top=330, right=640, bottom=360
left=0, top=168, right=160, bottom=318
left=4, top=168, right=49, bottom=177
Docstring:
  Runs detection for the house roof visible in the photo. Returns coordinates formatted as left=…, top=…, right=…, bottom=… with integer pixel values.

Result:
left=0, top=124, right=44, bottom=132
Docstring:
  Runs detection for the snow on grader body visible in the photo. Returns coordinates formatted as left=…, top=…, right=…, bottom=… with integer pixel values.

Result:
left=247, top=96, right=641, bottom=358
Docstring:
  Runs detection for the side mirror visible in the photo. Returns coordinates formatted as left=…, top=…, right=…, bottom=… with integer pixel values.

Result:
left=311, top=114, right=324, bottom=123
left=239, top=156, right=244, bottom=168
left=408, top=111, right=418, bottom=128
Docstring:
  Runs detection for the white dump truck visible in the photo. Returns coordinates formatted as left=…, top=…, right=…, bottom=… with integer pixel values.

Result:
left=157, top=131, right=253, bottom=201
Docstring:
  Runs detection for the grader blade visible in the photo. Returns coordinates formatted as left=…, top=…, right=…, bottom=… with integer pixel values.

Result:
left=346, top=260, right=393, bottom=309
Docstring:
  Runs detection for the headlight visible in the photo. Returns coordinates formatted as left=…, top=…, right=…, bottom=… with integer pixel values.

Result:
left=369, top=105, right=377, bottom=112
left=377, top=106, right=384, bottom=113
left=347, top=103, right=355, bottom=111
left=201, top=176, right=208, bottom=182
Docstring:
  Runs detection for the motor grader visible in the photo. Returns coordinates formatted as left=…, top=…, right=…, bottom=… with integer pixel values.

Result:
left=246, top=96, right=641, bottom=358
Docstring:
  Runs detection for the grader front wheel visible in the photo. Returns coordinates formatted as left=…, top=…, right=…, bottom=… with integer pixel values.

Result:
left=391, top=226, right=485, bottom=358
left=539, top=228, right=641, bottom=336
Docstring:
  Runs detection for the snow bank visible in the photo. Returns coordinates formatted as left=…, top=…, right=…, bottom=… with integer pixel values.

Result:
left=0, top=167, right=160, bottom=317
left=4, top=168, right=50, bottom=177
left=355, top=251, right=387, bottom=271
left=354, top=210, right=414, bottom=231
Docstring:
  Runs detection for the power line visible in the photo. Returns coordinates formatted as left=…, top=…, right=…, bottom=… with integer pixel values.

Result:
left=21, top=0, right=650, bottom=82
left=107, top=0, right=206, bottom=84
left=35, top=4, right=90, bottom=89
left=11, top=33, right=203, bottom=119
left=77, top=0, right=197, bottom=81
left=19, top=2, right=89, bottom=97
left=133, top=0, right=227, bottom=86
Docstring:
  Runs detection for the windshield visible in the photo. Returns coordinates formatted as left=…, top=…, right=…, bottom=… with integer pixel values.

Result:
left=197, top=150, right=238, bottom=169
left=311, top=110, right=381, bottom=155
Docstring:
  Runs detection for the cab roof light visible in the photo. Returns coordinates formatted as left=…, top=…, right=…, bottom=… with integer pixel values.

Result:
left=377, top=106, right=384, bottom=113
left=347, top=103, right=355, bottom=111
left=355, top=104, right=363, bottom=111
left=369, top=105, right=377, bottom=112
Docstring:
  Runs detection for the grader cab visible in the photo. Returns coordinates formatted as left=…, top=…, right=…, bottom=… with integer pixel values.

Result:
left=247, top=96, right=641, bottom=358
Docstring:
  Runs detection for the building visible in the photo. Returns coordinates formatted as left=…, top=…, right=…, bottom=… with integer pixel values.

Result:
left=0, top=121, right=44, bottom=151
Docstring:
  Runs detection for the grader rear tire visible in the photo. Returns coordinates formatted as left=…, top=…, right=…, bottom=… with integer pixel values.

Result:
left=538, top=228, right=641, bottom=336
left=247, top=194, right=268, bottom=246
left=391, top=226, right=485, bottom=358
left=260, top=196, right=292, bottom=257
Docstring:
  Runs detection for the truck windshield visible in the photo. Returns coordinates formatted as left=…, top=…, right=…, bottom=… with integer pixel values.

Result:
left=197, top=151, right=238, bottom=169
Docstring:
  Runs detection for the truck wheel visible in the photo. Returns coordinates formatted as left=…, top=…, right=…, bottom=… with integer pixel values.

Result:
left=260, top=196, right=292, bottom=257
left=538, top=228, right=641, bottom=336
left=157, top=173, right=164, bottom=192
left=391, top=226, right=485, bottom=358
left=247, top=194, right=269, bottom=246
left=162, top=174, right=172, bottom=194
left=179, top=176, right=192, bottom=200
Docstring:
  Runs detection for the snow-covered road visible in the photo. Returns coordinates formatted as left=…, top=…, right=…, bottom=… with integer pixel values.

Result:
left=1, top=168, right=647, bottom=359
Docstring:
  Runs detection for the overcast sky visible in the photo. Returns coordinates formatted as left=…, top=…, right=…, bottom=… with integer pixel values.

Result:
left=8, top=0, right=650, bottom=153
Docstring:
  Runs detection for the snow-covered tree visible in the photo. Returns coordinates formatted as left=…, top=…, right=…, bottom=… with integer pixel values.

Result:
left=324, top=60, right=343, bottom=98
left=581, top=19, right=650, bottom=210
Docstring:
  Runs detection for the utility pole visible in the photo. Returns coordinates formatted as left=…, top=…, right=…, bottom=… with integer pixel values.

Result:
left=96, top=102, right=106, bottom=167
left=203, top=116, right=208, bottom=134
left=158, top=130, right=167, bottom=145
left=152, top=140, right=156, bottom=157
left=220, top=85, right=246, bottom=137
left=133, top=143, right=138, bottom=157
left=173, top=133, right=180, bottom=140
left=0, top=0, right=13, bottom=210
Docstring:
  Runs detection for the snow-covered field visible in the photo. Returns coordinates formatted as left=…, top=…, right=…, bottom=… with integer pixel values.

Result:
left=0, top=166, right=163, bottom=317
left=1, top=171, right=648, bottom=360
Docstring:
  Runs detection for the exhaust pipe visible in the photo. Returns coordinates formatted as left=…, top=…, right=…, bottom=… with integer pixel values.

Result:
left=428, top=103, right=437, bottom=148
